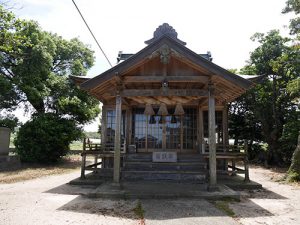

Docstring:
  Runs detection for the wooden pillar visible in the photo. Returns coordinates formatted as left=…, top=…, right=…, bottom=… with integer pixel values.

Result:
left=208, top=83, right=217, bottom=189
left=162, top=117, right=166, bottom=150
left=80, top=138, right=87, bottom=179
left=244, top=139, right=250, bottom=182
left=113, top=94, right=122, bottom=183
left=199, top=107, right=204, bottom=153
left=126, top=108, right=132, bottom=145
left=101, top=106, right=107, bottom=168
left=222, top=104, right=229, bottom=172
left=146, top=115, right=148, bottom=151
left=222, top=104, right=229, bottom=151
left=101, top=106, right=107, bottom=148
left=127, top=108, right=132, bottom=145
left=93, top=155, right=98, bottom=173
left=180, top=115, right=183, bottom=153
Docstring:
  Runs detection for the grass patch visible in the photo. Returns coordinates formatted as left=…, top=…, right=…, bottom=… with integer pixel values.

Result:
left=70, top=140, right=83, bottom=150
left=0, top=155, right=81, bottom=184
left=133, top=201, right=145, bottom=219
left=211, top=198, right=237, bottom=217
left=286, top=171, right=300, bottom=182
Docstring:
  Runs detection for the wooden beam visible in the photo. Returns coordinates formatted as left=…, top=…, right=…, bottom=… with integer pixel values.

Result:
left=124, top=76, right=208, bottom=83
left=122, top=98, right=130, bottom=105
left=129, top=96, right=145, bottom=104
left=121, top=89, right=208, bottom=97
left=198, top=98, right=208, bottom=106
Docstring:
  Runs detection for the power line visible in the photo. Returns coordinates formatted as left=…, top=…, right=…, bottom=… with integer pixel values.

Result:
left=72, top=0, right=113, bottom=68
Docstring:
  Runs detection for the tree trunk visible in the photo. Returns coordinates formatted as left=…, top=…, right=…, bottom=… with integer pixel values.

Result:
left=287, top=132, right=300, bottom=181
left=267, top=138, right=283, bottom=165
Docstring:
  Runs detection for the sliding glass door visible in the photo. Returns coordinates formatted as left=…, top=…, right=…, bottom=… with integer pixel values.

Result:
left=131, top=107, right=197, bottom=152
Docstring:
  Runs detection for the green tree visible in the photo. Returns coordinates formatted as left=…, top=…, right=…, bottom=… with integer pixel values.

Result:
left=0, top=5, right=29, bottom=128
left=229, top=29, right=300, bottom=165
left=248, top=30, right=299, bottom=164
left=0, top=6, right=100, bottom=162
left=282, top=0, right=300, bottom=179
left=282, top=0, right=300, bottom=35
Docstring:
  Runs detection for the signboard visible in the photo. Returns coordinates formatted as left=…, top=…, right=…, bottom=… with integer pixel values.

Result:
left=152, top=152, right=177, bottom=162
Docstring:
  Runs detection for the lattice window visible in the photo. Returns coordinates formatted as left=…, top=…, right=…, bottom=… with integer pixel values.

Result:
left=132, top=108, right=147, bottom=149
left=147, top=114, right=162, bottom=149
left=182, top=108, right=197, bottom=149
left=166, top=114, right=181, bottom=149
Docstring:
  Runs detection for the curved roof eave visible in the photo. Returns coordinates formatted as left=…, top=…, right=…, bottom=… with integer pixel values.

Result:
left=81, top=35, right=253, bottom=91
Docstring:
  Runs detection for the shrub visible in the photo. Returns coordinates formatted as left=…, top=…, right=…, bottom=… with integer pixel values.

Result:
left=287, top=132, right=300, bottom=182
left=15, top=113, right=81, bottom=163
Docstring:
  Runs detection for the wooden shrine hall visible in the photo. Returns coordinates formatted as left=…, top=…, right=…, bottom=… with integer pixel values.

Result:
left=73, top=23, right=253, bottom=190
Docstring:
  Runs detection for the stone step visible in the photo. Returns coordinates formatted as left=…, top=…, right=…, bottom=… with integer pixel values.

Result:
left=124, top=161, right=207, bottom=171
left=122, top=170, right=207, bottom=182
left=125, top=153, right=206, bottom=163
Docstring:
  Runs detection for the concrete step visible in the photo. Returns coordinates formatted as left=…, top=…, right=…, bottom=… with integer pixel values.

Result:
left=125, top=153, right=206, bottom=163
left=124, top=161, right=207, bottom=171
left=122, top=170, right=207, bottom=183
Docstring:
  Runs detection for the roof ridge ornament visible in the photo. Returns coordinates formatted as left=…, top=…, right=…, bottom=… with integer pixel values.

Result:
left=145, top=23, right=186, bottom=45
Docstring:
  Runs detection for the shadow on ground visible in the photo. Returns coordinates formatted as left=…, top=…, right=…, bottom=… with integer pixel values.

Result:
left=45, top=183, right=97, bottom=195
left=44, top=179, right=279, bottom=220
left=241, top=188, right=287, bottom=199
left=57, top=196, right=139, bottom=219
left=55, top=194, right=274, bottom=220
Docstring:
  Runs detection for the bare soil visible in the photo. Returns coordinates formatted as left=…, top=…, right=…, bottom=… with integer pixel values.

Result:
left=230, top=165, right=300, bottom=225
left=0, top=164, right=299, bottom=225
left=0, top=155, right=81, bottom=184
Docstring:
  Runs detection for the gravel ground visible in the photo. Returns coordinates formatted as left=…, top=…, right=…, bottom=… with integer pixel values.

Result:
left=230, top=166, right=300, bottom=225
left=0, top=166, right=299, bottom=225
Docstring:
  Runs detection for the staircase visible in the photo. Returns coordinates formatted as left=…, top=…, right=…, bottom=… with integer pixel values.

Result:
left=122, top=153, right=208, bottom=183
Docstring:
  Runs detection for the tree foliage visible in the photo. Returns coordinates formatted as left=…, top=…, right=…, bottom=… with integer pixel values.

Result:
left=282, top=0, right=300, bottom=35
left=230, top=7, right=300, bottom=165
left=1, top=5, right=99, bottom=122
left=0, top=6, right=100, bottom=162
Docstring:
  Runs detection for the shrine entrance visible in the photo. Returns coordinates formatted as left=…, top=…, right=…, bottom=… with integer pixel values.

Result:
left=131, top=107, right=197, bottom=153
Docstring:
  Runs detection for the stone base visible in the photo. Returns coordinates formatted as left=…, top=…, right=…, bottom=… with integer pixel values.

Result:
left=207, top=184, right=220, bottom=192
left=86, top=181, right=240, bottom=200
left=0, top=155, right=21, bottom=171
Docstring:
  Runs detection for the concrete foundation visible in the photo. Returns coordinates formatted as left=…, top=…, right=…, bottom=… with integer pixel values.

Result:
left=86, top=181, right=240, bottom=200
left=69, top=172, right=262, bottom=200
left=0, top=155, right=21, bottom=171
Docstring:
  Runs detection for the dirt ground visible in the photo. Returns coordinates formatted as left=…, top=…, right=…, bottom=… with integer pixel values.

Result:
left=0, top=155, right=82, bottom=184
left=0, top=165, right=299, bottom=225
left=231, top=166, right=300, bottom=225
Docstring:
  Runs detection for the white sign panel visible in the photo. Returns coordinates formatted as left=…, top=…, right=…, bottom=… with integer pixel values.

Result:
left=152, top=152, right=177, bottom=162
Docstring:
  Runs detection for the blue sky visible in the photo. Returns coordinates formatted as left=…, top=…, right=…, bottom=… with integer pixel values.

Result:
left=7, top=0, right=293, bottom=131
